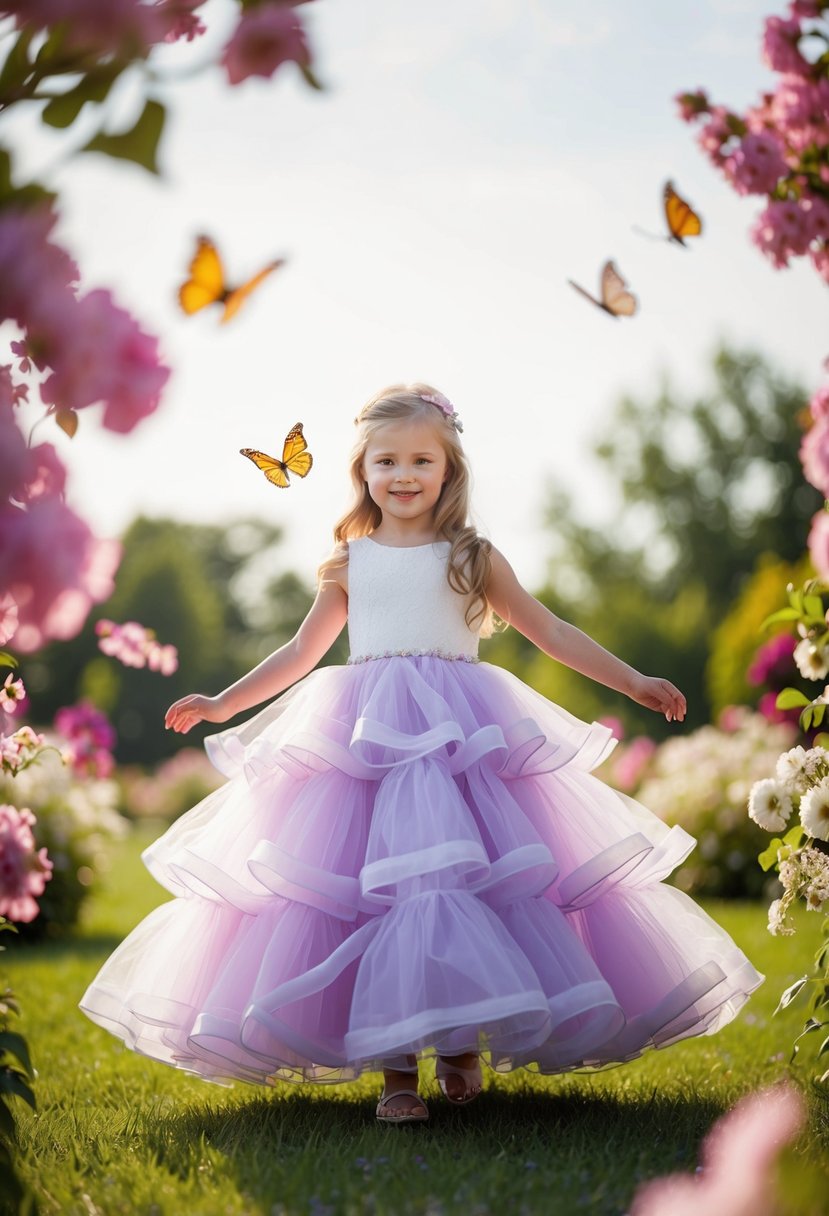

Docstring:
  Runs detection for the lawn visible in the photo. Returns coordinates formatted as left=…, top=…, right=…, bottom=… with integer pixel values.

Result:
left=5, top=824, right=829, bottom=1216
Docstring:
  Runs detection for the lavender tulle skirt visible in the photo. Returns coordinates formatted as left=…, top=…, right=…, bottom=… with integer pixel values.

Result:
left=80, top=657, right=763, bottom=1085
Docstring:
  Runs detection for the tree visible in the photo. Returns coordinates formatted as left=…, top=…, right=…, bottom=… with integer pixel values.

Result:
left=489, top=347, right=820, bottom=733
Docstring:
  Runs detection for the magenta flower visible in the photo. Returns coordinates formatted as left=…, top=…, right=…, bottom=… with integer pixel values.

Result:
left=811, top=244, right=829, bottom=284
left=159, top=0, right=208, bottom=43
left=0, top=673, right=25, bottom=715
left=222, top=2, right=311, bottom=86
left=4, top=0, right=164, bottom=55
left=747, top=633, right=797, bottom=686
left=0, top=401, right=33, bottom=506
left=0, top=499, right=120, bottom=653
left=55, top=700, right=116, bottom=779
left=800, top=417, right=829, bottom=495
left=22, top=443, right=67, bottom=503
left=631, top=1084, right=804, bottom=1216
left=724, top=131, right=788, bottom=196
left=0, top=804, right=53, bottom=924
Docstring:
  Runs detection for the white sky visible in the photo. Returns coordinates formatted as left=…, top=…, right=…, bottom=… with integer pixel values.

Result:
left=4, top=0, right=829, bottom=592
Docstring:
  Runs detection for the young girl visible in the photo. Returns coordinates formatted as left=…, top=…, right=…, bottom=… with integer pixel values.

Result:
left=81, top=384, right=762, bottom=1125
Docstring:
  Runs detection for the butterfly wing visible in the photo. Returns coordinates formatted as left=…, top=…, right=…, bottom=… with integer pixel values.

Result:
left=240, top=447, right=290, bottom=489
left=281, top=421, right=313, bottom=479
left=179, top=235, right=225, bottom=315
left=222, top=258, right=285, bottom=324
left=664, top=181, right=702, bottom=245
left=600, top=260, right=638, bottom=317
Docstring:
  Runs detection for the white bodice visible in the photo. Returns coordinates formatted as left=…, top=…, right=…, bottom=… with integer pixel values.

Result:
left=347, top=536, right=480, bottom=663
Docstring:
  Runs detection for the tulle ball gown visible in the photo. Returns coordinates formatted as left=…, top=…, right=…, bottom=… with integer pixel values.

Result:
left=80, top=538, right=762, bottom=1084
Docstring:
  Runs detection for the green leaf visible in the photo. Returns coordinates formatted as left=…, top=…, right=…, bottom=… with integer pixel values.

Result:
left=813, top=733, right=829, bottom=752
left=804, top=594, right=825, bottom=619
left=761, top=608, right=801, bottom=628
left=776, top=688, right=810, bottom=710
left=775, top=975, right=809, bottom=1014
left=814, top=703, right=827, bottom=727
left=783, top=825, right=805, bottom=848
left=300, top=63, right=324, bottom=91
left=0, top=149, right=12, bottom=197
left=0, top=27, right=34, bottom=97
left=801, top=706, right=814, bottom=731
left=758, top=839, right=783, bottom=872
left=0, top=653, right=17, bottom=671
left=0, top=1095, right=14, bottom=1142
left=0, top=1069, right=35, bottom=1109
left=0, top=1033, right=33, bottom=1079
left=41, top=68, right=120, bottom=130
left=81, top=99, right=165, bottom=175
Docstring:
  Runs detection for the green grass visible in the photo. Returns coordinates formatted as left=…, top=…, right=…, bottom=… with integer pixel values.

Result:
left=5, top=824, right=829, bottom=1216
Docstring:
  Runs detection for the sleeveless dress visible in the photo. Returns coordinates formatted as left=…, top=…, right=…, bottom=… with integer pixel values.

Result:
left=80, top=537, right=763, bottom=1084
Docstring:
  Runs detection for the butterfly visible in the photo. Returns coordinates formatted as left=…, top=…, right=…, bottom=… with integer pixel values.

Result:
left=663, top=180, right=703, bottom=246
left=240, top=423, right=313, bottom=488
left=567, top=260, right=638, bottom=318
left=178, top=235, right=285, bottom=323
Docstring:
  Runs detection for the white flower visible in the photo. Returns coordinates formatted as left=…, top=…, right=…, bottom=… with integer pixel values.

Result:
left=793, top=637, right=829, bottom=681
left=775, top=746, right=810, bottom=794
left=803, top=747, right=828, bottom=780
left=800, top=777, right=829, bottom=842
left=767, top=898, right=795, bottom=936
left=748, top=778, right=793, bottom=832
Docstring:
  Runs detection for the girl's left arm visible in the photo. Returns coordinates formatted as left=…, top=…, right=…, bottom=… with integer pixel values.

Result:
left=486, top=547, right=686, bottom=722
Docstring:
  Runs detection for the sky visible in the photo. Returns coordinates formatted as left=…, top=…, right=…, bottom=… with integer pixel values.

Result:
left=4, top=0, right=829, bottom=593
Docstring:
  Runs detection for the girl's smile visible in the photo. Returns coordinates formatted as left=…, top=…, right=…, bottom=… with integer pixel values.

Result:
left=361, top=417, right=449, bottom=535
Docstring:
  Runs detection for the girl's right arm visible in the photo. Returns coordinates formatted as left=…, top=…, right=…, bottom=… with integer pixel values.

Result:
left=165, top=574, right=348, bottom=735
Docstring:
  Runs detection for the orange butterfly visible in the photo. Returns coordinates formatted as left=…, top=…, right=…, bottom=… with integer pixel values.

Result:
left=240, top=423, right=313, bottom=489
left=178, top=235, right=284, bottom=323
left=663, top=180, right=703, bottom=246
left=568, top=260, right=638, bottom=318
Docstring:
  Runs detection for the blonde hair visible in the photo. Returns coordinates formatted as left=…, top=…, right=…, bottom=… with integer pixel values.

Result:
left=319, top=382, right=494, bottom=634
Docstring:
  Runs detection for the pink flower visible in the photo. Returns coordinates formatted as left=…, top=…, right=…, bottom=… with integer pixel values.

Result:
left=695, top=106, right=733, bottom=167
left=751, top=198, right=812, bottom=268
left=0, top=594, right=18, bottom=647
left=724, top=131, right=789, bottom=196
left=790, top=1, right=823, bottom=16
left=0, top=673, right=25, bottom=715
left=612, top=737, right=656, bottom=791
left=0, top=499, right=121, bottom=653
left=5, top=0, right=164, bottom=55
left=158, top=0, right=208, bottom=43
left=55, top=700, right=116, bottom=778
left=0, top=401, right=33, bottom=505
left=747, top=633, right=797, bottom=686
left=718, top=705, right=746, bottom=733
left=758, top=688, right=801, bottom=725
left=598, top=716, right=625, bottom=741
left=0, top=207, right=78, bottom=337
left=805, top=197, right=829, bottom=244
left=40, top=289, right=169, bottom=434
left=762, top=15, right=810, bottom=75
left=809, top=508, right=829, bottom=580
left=631, top=1084, right=805, bottom=1216
left=771, top=75, right=829, bottom=148
left=146, top=641, right=179, bottom=675
left=811, top=244, right=829, bottom=284
left=0, top=803, right=53, bottom=924
left=22, top=443, right=67, bottom=503
left=222, top=2, right=311, bottom=86
left=810, top=382, right=829, bottom=420
left=0, top=726, right=47, bottom=776
left=800, top=416, right=829, bottom=494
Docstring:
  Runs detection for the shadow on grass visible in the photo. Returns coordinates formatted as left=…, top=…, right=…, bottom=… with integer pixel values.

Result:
left=141, top=1084, right=727, bottom=1213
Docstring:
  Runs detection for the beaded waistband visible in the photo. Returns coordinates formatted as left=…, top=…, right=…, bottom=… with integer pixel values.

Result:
left=347, top=647, right=479, bottom=665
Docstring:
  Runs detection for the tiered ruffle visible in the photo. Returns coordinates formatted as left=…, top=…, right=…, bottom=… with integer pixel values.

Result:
left=80, top=657, right=763, bottom=1084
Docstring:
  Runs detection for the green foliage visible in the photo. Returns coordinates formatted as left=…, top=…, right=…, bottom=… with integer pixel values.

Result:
left=708, top=554, right=811, bottom=717
left=535, top=347, right=820, bottom=731
left=0, top=921, right=36, bottom=1216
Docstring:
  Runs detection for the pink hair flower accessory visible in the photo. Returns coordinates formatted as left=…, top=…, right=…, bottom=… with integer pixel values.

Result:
left=419, top=391, right=464, bottom=433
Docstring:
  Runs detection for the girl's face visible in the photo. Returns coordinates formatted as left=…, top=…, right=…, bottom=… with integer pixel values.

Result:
left=361, top=416, right=450, bottom=529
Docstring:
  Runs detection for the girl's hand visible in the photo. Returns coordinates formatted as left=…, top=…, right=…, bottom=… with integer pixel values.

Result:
left=629, top=674, right=686, bottom=723
left=165, top=694, right=227, bottom=735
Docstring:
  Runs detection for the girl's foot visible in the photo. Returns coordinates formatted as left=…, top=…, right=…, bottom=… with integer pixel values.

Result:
left=376, top=1066, right=428, bottom=1124
left=436, top=1053, right=482, bottom=1105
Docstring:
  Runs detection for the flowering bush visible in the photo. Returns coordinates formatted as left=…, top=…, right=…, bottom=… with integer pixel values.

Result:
left=677, top=2, right=829, bottom=284
left=54, top=700, right=116, bottom=778
left=119, top=747, right=224, bottom=821
left=633, top=709, right=797, bottom=898
left=0, top=804, right=52, bottom=923
left=0, top=745, right=126, bottom=936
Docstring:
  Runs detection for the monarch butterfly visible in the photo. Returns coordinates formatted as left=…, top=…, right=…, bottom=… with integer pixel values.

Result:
left=178, top=235, right=285, bottom=323
left=240, top=423, right=313, bottom=488
left=663, top=181, right=703, bottom=246
left=568, top=260, right=638, bottom=318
